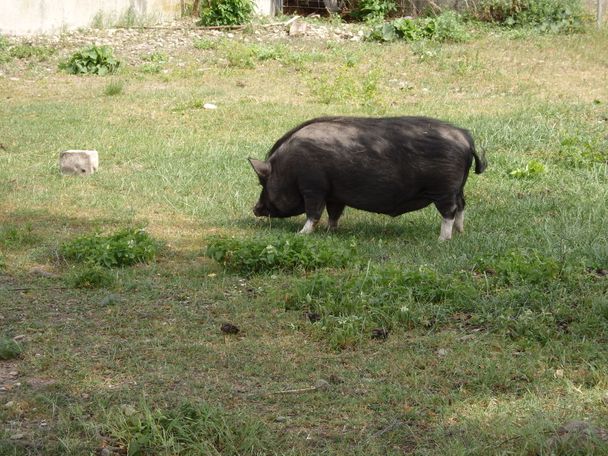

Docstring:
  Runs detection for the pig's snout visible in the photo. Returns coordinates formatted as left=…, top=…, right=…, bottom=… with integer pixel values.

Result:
left=253, top=202, right=269, bottom=217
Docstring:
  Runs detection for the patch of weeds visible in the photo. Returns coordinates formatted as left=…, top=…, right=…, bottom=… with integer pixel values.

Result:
left=140, top=62, right=163, bottom=74
left=59, top=45, right=120, bottom=75
left=474, top=0, right=589, bottom=33
left=0, top=337, right=22, bottom=360
left=475, top=250, right=563, bottom=286
left=60, top=228, right=159, bottom=268
left=194, top=38, right=219, bottom=50
left=0, top=35, right=10, bottom=63
left=279, top=49, right=327, bottom=70
left=222, top=41, right=257, bottom=68
left=286, top=265, right=480, bottom=349
left=410, top=41, right=442, bottom=62
left=558, top=135, right=608, bottom=168
left=508, top=159, right=546, bottom=178
left=103, top=80, right=124, bottom=96
left=0, top=223, right=39, bottom=249
left=0, top=253, right=5, bottom=271
left=117, top=6, right=138, bottom=27
left=308, top=65, right=381, bottom=106
left=368, top=11, right=470, bottom=43
left=9, top=43, right=56, bottom=61
left=102, top=400, right=274, bottom=455
left=206, top=235, right=356, bottom=275
left=172, top=99, right=211, bottom=111
left=142, top=51, right=167, bottom=64
left=65, top=265, right=116, bottom=289
left=198, top=0, right=254, bottom=26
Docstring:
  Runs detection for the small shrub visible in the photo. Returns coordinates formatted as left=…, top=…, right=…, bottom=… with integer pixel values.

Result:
left=206, top=235, right=356, bottom=274
left=508, top=159, right=546, bottom=178
left=198, top=0, right=254, bottom=26
left=0, top=337, right=22, bottom=360
left=104, top=81, right=124, bottom=96
left=103, top=401, right=274, bottom=455
left=65, top=265, right=116, bottom=289
left=60, top=45, right=120, bottom=75
left=60, top=228, right=159, bottom=267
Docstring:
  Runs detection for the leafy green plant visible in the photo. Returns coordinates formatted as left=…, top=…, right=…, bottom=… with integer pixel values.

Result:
left=198, top=0, right=254, bottom=26
left=508, top=159, right=546, bottom=178
left=352, top=0, right=397, bottom=22
left=60, top=45, right=120, bottom=75
left=206, top=235, right=356, bottom=274
left=368, top=11, right=469, bottom=43
left=60, top=228, right=159, bottom=268
left=0, top=337, right=22, bottom=360
left=103, top=401, right=274, bottom=455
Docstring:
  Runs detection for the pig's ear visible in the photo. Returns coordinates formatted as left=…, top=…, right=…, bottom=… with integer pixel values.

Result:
left=248, top=158, right=271, bottom=180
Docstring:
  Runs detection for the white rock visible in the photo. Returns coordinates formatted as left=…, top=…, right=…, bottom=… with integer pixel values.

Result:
left=203, top=103, right=217, bottom=110
left=59, top=150, right=99, bottom=175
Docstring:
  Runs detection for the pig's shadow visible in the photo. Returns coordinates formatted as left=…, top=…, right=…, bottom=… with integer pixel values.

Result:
left=227, top=215, right=433, bottom=240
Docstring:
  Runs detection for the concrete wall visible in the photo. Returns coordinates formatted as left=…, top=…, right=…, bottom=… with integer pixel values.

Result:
left=0, top=0, right=182, bottom=35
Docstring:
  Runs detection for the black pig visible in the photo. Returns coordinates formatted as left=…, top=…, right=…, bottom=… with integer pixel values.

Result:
left=248, top=116, right=486, bottom=240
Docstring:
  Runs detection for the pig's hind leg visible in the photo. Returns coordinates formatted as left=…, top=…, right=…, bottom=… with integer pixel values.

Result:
left=434, top=195, right=460, bottom=241
left=299, top=194, right=326, bottom=234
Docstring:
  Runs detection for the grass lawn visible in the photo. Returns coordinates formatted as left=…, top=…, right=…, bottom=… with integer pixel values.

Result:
left=1, top=17, right=608, bottom=455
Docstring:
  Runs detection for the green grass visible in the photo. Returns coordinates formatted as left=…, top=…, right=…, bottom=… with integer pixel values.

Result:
left=1, top=21, right=608, bottom=455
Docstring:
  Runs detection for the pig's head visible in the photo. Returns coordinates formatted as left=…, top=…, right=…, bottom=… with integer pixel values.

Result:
left=248, top=158, right=303, bottom=218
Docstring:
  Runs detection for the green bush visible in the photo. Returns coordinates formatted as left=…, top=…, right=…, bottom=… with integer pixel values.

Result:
left=206, top=235, right=356, bottom=274
left=60, top=45, right=120, bottom=75
left=61, top=228, right=159, bottom=268
left=475, top=0, right=588, bottom=33
left=352, top=0, right=397, bottom=22
left=198, top=0, right=254, bottom=26
left=368, top=11, right=470, bottom=42
left=0, top=337, right=22, bottom=360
